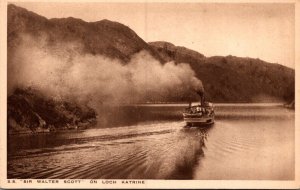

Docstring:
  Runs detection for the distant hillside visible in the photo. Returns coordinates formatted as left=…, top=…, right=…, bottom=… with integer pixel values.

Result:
left=149, top=41, right=205, bottom=63
left=149, top=41, right=295, bottom=103
left=8, top=4, right=295, bottom=104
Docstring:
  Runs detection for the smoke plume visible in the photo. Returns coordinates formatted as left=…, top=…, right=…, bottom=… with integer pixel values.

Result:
left=8, top=34, right=203, bottom=108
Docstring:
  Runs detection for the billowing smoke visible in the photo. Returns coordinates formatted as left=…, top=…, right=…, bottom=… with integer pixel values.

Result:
left=8, top=34, right=203, bottom=108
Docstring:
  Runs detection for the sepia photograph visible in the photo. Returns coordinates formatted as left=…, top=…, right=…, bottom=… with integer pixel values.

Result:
left=1, top=0, right=299, bottom=189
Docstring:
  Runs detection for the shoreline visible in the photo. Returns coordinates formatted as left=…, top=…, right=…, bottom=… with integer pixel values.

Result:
left=133, top=102, right=286, bottom=107
left=8, top=119, right=97, bottom=136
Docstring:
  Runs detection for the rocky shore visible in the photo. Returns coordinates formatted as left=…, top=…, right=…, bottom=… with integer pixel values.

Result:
left=8, top=88, right=97, bottom=135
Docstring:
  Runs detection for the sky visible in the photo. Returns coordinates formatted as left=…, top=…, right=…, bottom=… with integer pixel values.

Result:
left=13, top=2, right=295, bottom=68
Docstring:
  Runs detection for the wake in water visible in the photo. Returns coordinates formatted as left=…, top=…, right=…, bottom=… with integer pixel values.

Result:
left=8, top=122, right=211, bottom=179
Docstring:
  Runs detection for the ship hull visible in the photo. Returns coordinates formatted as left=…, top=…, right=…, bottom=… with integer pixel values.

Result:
left=184, top=116, right=214, bottom=126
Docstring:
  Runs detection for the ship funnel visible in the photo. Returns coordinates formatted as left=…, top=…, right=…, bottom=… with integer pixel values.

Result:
left=196, top=90, right=205, bottom=106
left=190, top=77, right=205, bottom=105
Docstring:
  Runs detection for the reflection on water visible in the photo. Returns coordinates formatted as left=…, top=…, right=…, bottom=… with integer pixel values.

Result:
left=194, top=119, right=294, bottom=180
left=8, top=104, right=294, bottom=180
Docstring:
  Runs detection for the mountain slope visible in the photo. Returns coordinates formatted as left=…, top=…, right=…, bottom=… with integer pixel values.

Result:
left=8, top=4, right=162, bottom=62
left=149, top=41, right=294, bottom=102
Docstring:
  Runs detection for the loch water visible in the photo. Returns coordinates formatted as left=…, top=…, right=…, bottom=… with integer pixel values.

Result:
left=8, top=103, right=295, bottom=180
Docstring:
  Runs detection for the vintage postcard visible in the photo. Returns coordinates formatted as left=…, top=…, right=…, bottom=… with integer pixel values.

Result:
left=0, top=0, right=299, bottom=189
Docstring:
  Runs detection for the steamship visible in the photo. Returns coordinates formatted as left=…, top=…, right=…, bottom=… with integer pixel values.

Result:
left=182, top=91, right=215, bottom=126
left=183, top=102, right=215, bottom=126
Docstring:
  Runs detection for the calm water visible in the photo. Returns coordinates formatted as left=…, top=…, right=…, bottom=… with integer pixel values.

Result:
left=7, top=104, right=295, bottom=180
